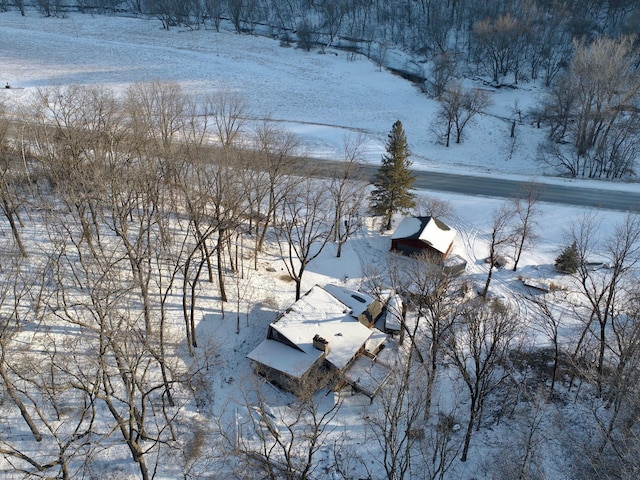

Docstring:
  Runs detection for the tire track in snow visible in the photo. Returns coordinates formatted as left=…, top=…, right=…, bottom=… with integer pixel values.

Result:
left=450, top=217, right=481, bottom=273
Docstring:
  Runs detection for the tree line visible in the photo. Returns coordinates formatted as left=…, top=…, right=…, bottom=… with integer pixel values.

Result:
left=5, top=0, right=640, bottom=178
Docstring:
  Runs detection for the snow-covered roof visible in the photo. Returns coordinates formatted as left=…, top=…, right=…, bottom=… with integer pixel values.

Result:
left=323, top=284, right=376, bottom=318
left=391, top=216, right=457, bottom=254
left=391, top=217, right=424, bottom=240
left=342, top=355, right=392, bottom=399
left=364, top=328, right=387, bottom=354
left=247, top=285, right=374, bottom=378
left=247, top=338, right=323, bottom=379
left=384, top=294, right=403, bottom=332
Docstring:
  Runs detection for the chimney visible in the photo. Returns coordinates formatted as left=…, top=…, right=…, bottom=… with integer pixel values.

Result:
left=312, top=334, right=329, bottom=354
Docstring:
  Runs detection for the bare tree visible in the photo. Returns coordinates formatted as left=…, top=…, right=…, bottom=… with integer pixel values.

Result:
left=446, top=298, right=520, bottom=462
left=205, top=149, right=247, bottom=305
left=542, top=36, right=640, bottom=179
left=206, top=91, right=247, bottom=149
left=23, top=82, right=200, bottom=477
left=125, top=81, right=187, bottom=159
left=0, top=253, right=88, bottom=478
left=400, top=252, right=461, bottom=419
left=102, top=150, right=165, bottom=337
left=570, top=37, right=640, bottom=159
left=145, top=0, right=191, bottom=30
left=435, top=82, right=491, bottom=147
left=419, top=412, right=461, bottom=480
left=481, top=203, right=516, bottom=298
left=227, top=375, right=342, bottom=480
left=510, top=182, right=542, bottom=271
left=526, top=5, right=572, bottom=86
left=433, top=83, right=461, bottom=148
left=329, top=135, right=368, bottom=257
left=526, top=290, right=569, bottom=399
left=569, top=213, right=640, bottom=394
left=235, top=148, right=271, bottom=271
left=173, top=127, right=246, bottom=351
left=570, top=283, right=640, bottom=479
left=227, top=0, right=245, bottom=32
left=417, top=4, right=455, bottom=56
left=364, top=343, right=429, bottom=480
left=413, top=194, right=453, bottom=220
left=29, top=85, right=125, bottom=254
left=251, top=121, right=300, bottom=260
left=586, top=287, right=640, bottom=478
left=452, top=86, right=491, bottom=145
left=471, top=13, right=528, bottom=83
left=12, top=0, right=25, bottom=15
left=46, top=211, right=184, bottom=480
left=428, top=50, right=458, bottom=98
left=276, top=177, right=335, bottom=300
left=0, top=99, right=28, bottom=257
left=0, top=253, right=44, bottom=444
left=491, top=388, right=546, bottom=480
left=296, top=17, right=317, bottom=52
left=318, top=0, right=346, bottom=49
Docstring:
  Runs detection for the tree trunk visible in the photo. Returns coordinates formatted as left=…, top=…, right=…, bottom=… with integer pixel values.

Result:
left=217, top=230, right=228, bottom=302
left=549, top=337, right=558, bottom=399
left=182, top=259, right=194, bottom=356
left=2, top=195, right=27, bottom=258
left=481, top=264, right=493, bottom=298
left=159, top=302, right=175, bottom=406
left=597, top=319, right=606, bottom=395
left=0, top=362, right=42, bottom=441
left=512, top=237, right=525, bottom=271
left=295, top=278, right=302, bottom=301
left=203, top=239, right=214, bottom=283
left=460, top=397, right=477, bottom=462
left=190, top=258, right=207, bottom=349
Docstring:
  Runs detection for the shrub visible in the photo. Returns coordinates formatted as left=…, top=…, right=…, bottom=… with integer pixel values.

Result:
left=555, top=241, right=579, bottom=274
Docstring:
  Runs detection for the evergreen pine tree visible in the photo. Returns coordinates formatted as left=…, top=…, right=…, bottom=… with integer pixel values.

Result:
left=370, top=120, right=416, bottom=230
left=554, top=241, right=579, bottom=273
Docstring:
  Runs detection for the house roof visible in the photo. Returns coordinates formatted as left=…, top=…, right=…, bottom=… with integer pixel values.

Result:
left=384, top=294, right=403, bottom=332
left=364, top=328, right=387, bottom=354
left=247, top=338, right=322, bottom=379
left=247, top=285, right=374, bottom=379
left=322, top=284, right=377, bottom=318
left=391, top=216, right=457, bottom=254
left=342, top=355, right=392, bottom=399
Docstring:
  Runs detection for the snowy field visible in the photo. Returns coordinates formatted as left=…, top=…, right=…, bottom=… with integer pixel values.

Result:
left=1, top=11, right=551, bottom=176
left=0, top=11, right=639, bottom=479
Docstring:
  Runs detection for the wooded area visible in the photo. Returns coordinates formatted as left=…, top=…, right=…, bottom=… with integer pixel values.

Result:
left=0, top=78, right=637, bottom=478
left=1, top=1, right=640, bottom=478
left=0, top=82, right=370, bottom=478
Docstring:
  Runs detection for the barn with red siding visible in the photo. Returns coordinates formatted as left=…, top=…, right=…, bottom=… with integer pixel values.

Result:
left=390, top=216, right=457, bottom=259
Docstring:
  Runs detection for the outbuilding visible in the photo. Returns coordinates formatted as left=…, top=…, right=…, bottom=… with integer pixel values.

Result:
left=391, top=216, right=457, bottom=260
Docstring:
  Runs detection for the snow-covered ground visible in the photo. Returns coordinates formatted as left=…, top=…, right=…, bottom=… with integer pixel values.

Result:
left=0, top=11, right=638, bottom=479
left=0, top=11, right=554, bottom=177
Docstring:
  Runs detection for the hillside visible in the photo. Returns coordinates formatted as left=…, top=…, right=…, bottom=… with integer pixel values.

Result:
left=0, top=11, right=639, bottom=480
left=2, top=12, right=552, bottom=178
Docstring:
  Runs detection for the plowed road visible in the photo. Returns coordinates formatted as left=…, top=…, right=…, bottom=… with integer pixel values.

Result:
left=354, top=165, right=640, bottom=213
